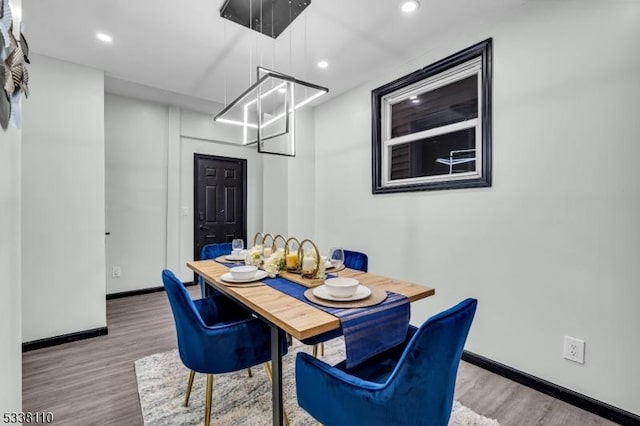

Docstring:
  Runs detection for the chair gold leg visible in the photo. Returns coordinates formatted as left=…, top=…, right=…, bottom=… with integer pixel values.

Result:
left=247, top=367, right=253, bottom=378
left=184, top=370, right=196, bottom=407
left=204, top=374, right=213, bottom=426
left=312, top=344, right=318, bottom=357
left=263, top=363, right=290, bottom=426
left=320, top=342, right=325, bottom=357
left=263, top=362, right=272, bottom=381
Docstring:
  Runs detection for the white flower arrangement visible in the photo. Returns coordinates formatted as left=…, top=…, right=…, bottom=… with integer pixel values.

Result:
left=244, top=244, right=263, bottom=267
left=263, top=248, right=286, bottom=277
left=314, top=257, right=326, bottom=279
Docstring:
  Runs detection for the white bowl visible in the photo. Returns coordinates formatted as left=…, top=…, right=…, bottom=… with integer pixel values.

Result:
left=324, top=277, right=359, bottom=298
left=229, top=265, right=258, bottom=280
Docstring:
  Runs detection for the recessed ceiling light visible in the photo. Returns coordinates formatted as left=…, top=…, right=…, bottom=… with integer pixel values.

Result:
left=410, top=95, right=418, bottom=100
left=401, top=0, right=420, bottom=13
left=96, top=33, right=113, bottom=43
left=317, top=60, right=329, bottom=69
left=412, top=99, right=420, bottom=104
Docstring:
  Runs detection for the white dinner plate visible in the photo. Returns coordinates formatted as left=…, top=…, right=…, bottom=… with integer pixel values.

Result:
left=312, top=284, right=371, bottom=302
left=220, top=270, right=268, bottom=284
left=225, top=254, right=246, bottom=261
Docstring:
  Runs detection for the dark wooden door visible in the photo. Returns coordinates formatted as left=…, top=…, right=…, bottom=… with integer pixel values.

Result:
left=194, top=154, right=247, bottom=260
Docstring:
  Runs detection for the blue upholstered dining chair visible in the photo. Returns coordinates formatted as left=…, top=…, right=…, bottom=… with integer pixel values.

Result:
left=305, top=249, right=369, bottom=357
left=343, top=249, right=368, bottom=273
left=295, top=298, right=478, bottom=426
left=200, top=242, right=233, bottom=260
left=198, top=242, right=233, bottom=297
left=162, top=269, right=288, bottom=426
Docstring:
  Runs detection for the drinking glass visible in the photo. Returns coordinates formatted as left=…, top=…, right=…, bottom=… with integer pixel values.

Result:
left=232, top=239, right=244, bottom=255
left=328, top=247, right=345, bottom=275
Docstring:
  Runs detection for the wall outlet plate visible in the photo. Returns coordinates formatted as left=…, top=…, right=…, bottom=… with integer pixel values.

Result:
left=112, top=266, right=121, bottom=278
left=563, top=336, right=585, bottom=364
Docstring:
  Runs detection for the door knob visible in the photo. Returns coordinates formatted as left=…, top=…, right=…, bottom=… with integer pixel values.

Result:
left=199, top=225, right=210, bottom=230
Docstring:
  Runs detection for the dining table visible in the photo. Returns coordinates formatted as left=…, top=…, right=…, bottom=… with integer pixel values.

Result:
left=187, top=259, right=435, bottom=426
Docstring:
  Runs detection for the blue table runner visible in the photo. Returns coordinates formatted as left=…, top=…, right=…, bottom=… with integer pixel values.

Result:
left=219, top=262, right=409, bottom=368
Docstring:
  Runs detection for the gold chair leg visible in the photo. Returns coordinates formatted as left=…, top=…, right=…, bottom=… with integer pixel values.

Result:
left=184, top=370, right=196, bottom=407
left=312, top=344, right=318, bottom=357
left=264, top=362, right=272, bottom=381
left=263, top=363, right=290, bottom=426
left=320, top=342, right=325, bottom=356
left=247, top=367, right=253, bottom=378
left=204, top=374, right=213, bottom=426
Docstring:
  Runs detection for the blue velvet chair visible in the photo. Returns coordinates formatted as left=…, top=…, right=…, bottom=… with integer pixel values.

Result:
left=295, top=298, right=478, bottom=426
left=198, top=242, right=233, bottom=297
left=343, top=249, right=368, bottom=273
left=162, top=269, right=287, bottom=426
left=305, top=249, right=369, bottom=357
left=200, top=242, right=233, bottom=260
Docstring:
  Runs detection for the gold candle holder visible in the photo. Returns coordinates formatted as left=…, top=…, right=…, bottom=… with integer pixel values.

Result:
left=272, top=234, right=286, bottom=253
left=284, top=237, right=301, bottom=271
left=261, top=233, right=274, bottom=258
left=252, top=232, right=264, bottom=248
left=297, top=239, right=321, bottom=278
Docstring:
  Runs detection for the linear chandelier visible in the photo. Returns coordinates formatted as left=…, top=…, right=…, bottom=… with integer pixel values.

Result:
left=213, top=0, right=328, bottom=156
left=214, top=67, right=327, bottom=155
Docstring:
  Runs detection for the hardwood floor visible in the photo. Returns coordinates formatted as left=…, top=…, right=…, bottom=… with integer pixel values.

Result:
left=23, top=288, right=616, bottom=425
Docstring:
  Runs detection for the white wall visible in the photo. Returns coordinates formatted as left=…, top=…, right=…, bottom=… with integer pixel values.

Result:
left=22, top=54, right=106, bottom=342
left=105, top=94, right=168, bottom=293
left=287, top=108, right=316, bottom=239
left=262, top=154, right=289, bottom=237
left=0, top=124, right=22, bottom=412
left=0, top=0, right=22, bottom=411
left=313, top=0, right=640, bottom=415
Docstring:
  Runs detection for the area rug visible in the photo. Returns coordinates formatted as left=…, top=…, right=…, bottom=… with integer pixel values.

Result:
left=135, top=339, right=499, bottom=426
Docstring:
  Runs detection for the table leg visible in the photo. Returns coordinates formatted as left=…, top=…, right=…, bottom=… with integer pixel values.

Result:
left=270, top=325, right=284, bottom=426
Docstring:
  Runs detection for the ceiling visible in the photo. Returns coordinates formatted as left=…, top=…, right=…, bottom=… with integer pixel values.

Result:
left=22, top=0, right=529, bottom=113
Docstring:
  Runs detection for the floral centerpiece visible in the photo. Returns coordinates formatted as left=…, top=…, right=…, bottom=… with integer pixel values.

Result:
left=244, top=244, right=263, bottom=267
left=263, top=248, right=286, bottom=277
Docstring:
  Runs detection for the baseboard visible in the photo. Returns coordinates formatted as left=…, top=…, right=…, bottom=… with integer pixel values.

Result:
left=106, top=286, right=165, bottom=300
left=462, top=351, right=640, bottom=425
left=22, top=327, right=108, bottom=352
left=106, top=281, right=196, bottom=300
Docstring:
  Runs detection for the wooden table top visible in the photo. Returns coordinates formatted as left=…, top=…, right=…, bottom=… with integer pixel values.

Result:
left=187, top=260, right=435, bottom=341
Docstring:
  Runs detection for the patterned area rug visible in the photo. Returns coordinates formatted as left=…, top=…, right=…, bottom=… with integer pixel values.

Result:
left=135, top=339, right=499, bottom=426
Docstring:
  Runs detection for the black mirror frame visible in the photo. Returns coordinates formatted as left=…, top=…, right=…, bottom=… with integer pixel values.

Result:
left=371, top=38, right=493, bottom=194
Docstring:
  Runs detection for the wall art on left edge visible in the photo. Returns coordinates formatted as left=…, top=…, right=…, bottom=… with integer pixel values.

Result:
left=0, top=0, right=30, bottom=130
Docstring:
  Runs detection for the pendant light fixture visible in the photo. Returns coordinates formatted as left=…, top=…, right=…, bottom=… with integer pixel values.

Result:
left=214, top=0, right=328, bottom=156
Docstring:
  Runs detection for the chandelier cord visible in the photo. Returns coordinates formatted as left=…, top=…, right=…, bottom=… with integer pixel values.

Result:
left=249, top=0, right=253, bottom=85
left=223, top=20, right=227, bottom=107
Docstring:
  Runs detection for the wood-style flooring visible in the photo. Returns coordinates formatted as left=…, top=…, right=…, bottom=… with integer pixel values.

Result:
left=22, top=288, right=617, bottom=425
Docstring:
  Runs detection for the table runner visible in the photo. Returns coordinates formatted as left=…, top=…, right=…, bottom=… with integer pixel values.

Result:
left=217, top=262, right=409, bottom=368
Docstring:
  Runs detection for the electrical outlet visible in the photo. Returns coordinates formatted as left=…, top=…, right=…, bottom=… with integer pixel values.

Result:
left=112, top=266, right=122, bottom=278
left=563, top=336, right=585, bottom=364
